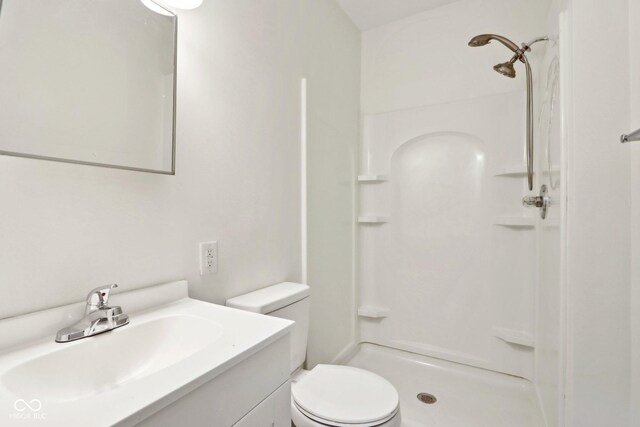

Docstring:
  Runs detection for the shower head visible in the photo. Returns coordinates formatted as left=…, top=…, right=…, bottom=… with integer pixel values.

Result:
left=468, top=34, right=493, bottom=47
left=468, top=33, right=549, bottom=192
left=493, top=60, right=516, bottom=78
left=467, top=34, right=520, bottom=52
left=468, top=34, right=535, bottom=79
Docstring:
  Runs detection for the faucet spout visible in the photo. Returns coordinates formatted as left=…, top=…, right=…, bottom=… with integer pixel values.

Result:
left=56, top=284, right=129, bottom=343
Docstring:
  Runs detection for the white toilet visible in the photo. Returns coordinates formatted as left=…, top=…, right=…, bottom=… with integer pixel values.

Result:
left=226, top=282, right=401, bottom=427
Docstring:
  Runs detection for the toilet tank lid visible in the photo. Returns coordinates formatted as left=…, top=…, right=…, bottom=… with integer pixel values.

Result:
left=226, top=282, right=310, bottom=314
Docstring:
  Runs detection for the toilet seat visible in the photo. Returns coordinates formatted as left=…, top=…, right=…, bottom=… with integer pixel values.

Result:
left=291, top=365, right=400, bottom=427
left=292, top=401, right=400, bottom=427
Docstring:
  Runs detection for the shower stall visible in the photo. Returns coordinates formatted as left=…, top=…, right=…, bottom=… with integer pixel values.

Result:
left=305, top=0, right=635, bottom=426
left=350, top=21, right=562, bottom=422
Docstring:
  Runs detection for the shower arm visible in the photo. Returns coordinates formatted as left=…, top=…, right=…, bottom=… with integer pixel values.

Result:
left=523, top=37, right=549, bottom=50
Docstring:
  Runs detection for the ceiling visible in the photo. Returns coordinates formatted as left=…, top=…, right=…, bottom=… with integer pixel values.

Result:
left=336, top=0, right=462, bottom=31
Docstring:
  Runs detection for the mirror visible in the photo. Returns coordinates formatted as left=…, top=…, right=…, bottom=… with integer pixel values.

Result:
left=0, top=0, right=177, bottom=174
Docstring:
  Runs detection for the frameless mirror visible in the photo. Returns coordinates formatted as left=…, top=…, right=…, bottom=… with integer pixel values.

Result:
left=0, top=0, right=177, bottom=174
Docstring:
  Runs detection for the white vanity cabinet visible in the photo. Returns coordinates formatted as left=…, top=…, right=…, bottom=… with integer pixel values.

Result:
left=131, top=334, right=292, bottom=427
left=233, top=382, right=291, bottom=427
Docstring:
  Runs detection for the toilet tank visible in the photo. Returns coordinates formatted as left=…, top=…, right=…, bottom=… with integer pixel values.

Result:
left=226, top=282, right=310, bottom=374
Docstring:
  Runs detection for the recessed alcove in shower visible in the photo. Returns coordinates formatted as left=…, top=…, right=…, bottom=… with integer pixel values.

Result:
left=379, top=132, right=492, bottom=362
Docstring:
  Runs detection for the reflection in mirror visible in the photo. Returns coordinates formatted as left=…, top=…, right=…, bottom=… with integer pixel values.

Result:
left=0, top=0, right=177, bottom=174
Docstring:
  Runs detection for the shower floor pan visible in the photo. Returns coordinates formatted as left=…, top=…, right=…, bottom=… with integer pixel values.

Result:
left=344, top=343, right=545, bottom=427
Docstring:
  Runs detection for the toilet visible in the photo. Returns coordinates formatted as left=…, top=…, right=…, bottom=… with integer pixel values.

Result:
left=226, top=282, right=401, bottom=427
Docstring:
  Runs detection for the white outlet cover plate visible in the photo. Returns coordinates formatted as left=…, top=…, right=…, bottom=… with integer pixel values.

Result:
left=199, top=241, right=218, bottom=275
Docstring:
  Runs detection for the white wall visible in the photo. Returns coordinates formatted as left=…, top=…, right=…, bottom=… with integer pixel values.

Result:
left=359, top=0, right=550, bottom=380
left=0, top=0, right=359, bottom=324
left=563, top=0, right=631, bottom=425
left=630, top=0, right=640, bottom=424
left=302, top=0, right=360, bottom=367
left=361, top=0, right=550, bottom=115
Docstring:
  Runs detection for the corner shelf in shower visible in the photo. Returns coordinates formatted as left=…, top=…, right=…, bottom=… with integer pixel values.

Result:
left=358, top=216, right=389, bottom=224
left=493, top=165, right=528, bottom=177
left=358, top=174, right=388, bottom=182
left=492, top=327, right=535, bottom=348
left=493, top=165, right=560, bottom=177
left=358, top=305, right=390, bottom=318
left=492, top=216, right=535, bottom=228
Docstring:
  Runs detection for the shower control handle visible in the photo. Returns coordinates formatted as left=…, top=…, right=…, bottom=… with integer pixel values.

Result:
left=522, top=184, right=549, bottom=219
left=522, top=195, right=544, bottom=208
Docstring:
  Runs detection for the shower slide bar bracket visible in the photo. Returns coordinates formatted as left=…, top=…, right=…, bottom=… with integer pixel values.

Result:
left=621, top=127, right=640, bottom=143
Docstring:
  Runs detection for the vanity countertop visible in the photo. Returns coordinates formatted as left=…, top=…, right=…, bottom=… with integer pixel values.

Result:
left=0, top=281, right=293, bottom=426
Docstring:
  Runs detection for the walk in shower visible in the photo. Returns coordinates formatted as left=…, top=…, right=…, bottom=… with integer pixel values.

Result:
left=306, top=0, right=564, bottom=426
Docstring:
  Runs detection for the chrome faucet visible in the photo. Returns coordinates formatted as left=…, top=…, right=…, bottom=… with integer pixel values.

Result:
left=55, top=284, right=129, bottom=343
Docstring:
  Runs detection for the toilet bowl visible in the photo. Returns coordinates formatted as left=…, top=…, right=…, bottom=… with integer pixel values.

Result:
left=226, top=283, right=401, bottom=427
left=290, top=365, right=400, bottom=427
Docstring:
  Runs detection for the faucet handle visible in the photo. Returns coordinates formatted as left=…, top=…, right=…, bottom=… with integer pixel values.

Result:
left=85, top=284, right=118, bottom=313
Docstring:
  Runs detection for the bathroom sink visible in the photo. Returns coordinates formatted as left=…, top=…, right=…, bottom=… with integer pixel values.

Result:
left=0, top=281, right=293, bottom=426
left=3, top=315, right=223, bottom=402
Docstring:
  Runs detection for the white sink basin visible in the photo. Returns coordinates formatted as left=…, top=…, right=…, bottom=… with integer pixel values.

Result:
left=3, top=315, right=223, bottom=402
left=0, top=281, right=293, bottom=426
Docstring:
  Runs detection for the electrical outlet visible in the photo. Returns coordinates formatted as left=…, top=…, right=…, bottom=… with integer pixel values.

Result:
left=199, top=241, right=218, bottom=275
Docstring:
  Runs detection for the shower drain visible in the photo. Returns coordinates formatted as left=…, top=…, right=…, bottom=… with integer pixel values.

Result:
left=417, top=392, right=437, bottom=404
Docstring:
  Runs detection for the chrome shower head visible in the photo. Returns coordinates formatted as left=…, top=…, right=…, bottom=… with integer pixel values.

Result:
left=493, top=61, right=516, bottom=78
